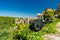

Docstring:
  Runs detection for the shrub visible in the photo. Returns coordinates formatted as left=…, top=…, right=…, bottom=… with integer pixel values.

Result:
left=43, top=8, right=54, bottom=23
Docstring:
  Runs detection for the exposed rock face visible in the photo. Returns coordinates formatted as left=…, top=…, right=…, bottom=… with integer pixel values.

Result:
left=15, top=18, right=32, bottom=24
left=15, top=18, right=24, bottom=24
left=37, top=13, right=43, bottom=19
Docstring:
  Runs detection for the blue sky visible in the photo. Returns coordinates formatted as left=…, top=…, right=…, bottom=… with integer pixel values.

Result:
left=0, top=0, right=60, bottom=17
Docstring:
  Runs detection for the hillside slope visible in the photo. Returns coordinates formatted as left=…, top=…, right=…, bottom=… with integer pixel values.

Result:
left=0, top=16, right=60, bottom=40
left=0, top=16, right=15, bottom=40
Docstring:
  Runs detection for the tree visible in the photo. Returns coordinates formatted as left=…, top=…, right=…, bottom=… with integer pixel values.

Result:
left=43, top=8, right=54, bottom=23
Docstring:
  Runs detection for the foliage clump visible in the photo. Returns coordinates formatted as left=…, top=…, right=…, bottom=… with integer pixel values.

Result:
left=43, top=8, right=54, bottom=23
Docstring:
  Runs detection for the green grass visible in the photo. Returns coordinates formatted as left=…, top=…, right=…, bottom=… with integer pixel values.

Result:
left=0, top=16, right=15, bottom=40
left=0, top=16, right=60, bottom=40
